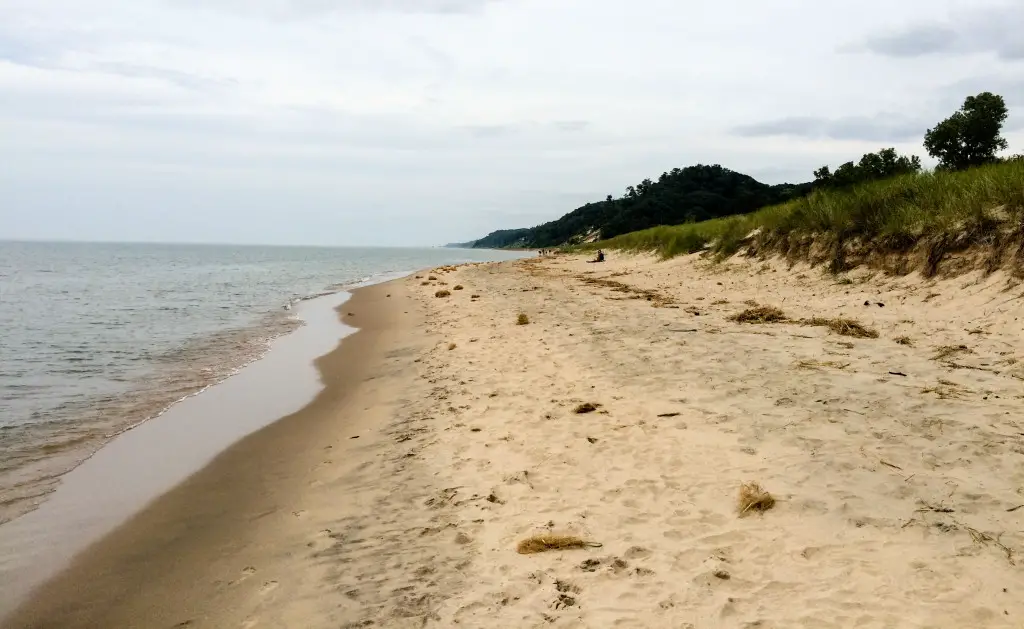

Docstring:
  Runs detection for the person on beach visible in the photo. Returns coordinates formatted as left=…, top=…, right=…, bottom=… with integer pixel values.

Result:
left=588, top=250, right=605, bottom=263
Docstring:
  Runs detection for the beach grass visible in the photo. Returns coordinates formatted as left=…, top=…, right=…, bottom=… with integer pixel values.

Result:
left=587, top=161, right=1024, bottom=275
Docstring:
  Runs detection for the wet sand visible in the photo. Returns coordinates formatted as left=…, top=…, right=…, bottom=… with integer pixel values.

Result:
left=2, top=279, right=427, bottom=628
left=0, top=291, right=355, bottom=613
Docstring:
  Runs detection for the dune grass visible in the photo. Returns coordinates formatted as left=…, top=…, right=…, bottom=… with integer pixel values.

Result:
left=587, top=161, right=1024, bottom=275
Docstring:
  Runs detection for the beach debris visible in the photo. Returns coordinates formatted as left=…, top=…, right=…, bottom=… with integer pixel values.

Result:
left=448, top=343, right=457, bottom=350
left=586, top=436, right=598, bottom=444
left=806, top=317, right=878, bottom=339
left=516, top=534, right=602, bottom=555
left=738, top=482, right=776, bottom=516
left=1007, top=505, right=1024, bottom=513
left=573, top=402, right=601, bottom=414
left=889, top=370, right=908, bottom=377
left=453, top=285, right=464, bottom=290
left=895, top=336, right=913, bottom=346
left=435, top=290, right=451, bottom=298
left=933, top=344, right=972, bottom=361
left=880, top=460, right=903, bottom=471
left=657, top=412, right=681, bottom=418
left=517, top=313, right=530, bottom=325
left=729, top=306, right=787, bottom=324
left=713, top=570, right=731, bottom=580
left=428, top=275, right=437, bottom=280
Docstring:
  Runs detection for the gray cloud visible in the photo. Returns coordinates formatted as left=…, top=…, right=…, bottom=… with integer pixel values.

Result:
left=553, top=120, right=590, bottom=133
left=168, top=0, right=503, bottom=17
left=853, top=4, right=1024, bottom=60
left=859, top=24, right=957, bottom=57
left=89, top=63, right=238, bottom=91
left=733, top=115, right=926, bottom=142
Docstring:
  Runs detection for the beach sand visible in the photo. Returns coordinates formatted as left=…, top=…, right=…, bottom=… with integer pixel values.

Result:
left=6, top=253, right=1024, bottom=628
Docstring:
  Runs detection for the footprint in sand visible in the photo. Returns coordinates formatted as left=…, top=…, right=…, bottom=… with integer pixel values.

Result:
left=230, top=566, right=258, bottom=586
left=260, top=581, right=280, bottom=595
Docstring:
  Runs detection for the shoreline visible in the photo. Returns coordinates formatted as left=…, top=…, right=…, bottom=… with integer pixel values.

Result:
left=1, top=277, right=420, bottom=627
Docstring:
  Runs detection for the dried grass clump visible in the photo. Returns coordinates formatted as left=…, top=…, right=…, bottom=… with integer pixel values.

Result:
left=516, top=534, right=601, bottom=555
left=454, top=285, right=464, bottom=290
left=435, top=290, right=451, bottom=298
left=573, top=402, right=601, bottom=414
left=428, top=275, right=437, bottom=280
left=895, top=336, right=913, bottom=346
left=421, top=281, right=430, bottom=286
left=807, top=317, right=878, bottom=338
left=516, top=313, right=530, bottom=325
left=738, top=482, right=776, bottom=516
left=448, top=343, right=457, bottom=350
left=933, top=344, right=972, bottom=361
left=730, top=306, right=787, bottom=324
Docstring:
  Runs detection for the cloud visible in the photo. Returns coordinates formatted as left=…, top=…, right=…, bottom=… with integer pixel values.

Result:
left=733, top=115, right=926, bottom=142
left=167, top=0, right=504, bottom=18
left=851, top=4, right=1024, bottom=60
left=2, top=0, right=1023, bottom=246
left=858, top=24, right=957, bottom=57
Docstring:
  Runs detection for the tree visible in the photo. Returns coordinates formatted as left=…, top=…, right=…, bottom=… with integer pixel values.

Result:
left=814, top=148, right=921, bottom=190
left=924, top=92, right=1008, bottom=171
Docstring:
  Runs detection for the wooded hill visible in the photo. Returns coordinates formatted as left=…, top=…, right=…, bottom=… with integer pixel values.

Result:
left=469, top=164, right=812, bottom=249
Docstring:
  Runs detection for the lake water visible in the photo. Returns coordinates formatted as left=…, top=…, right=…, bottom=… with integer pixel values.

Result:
left=0, top=241, right=525, bottom=524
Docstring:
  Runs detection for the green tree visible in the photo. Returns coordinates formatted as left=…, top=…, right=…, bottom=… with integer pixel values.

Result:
left=924, top=92, right=1009, bottom=171
left=814, top=148, right=922, bottom=190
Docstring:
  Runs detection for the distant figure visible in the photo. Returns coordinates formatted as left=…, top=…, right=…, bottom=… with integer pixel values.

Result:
left=587, top=249, right=605, bottom=263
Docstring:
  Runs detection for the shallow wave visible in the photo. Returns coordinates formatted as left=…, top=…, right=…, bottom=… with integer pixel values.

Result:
left=0, top=309, right=303, bottom=525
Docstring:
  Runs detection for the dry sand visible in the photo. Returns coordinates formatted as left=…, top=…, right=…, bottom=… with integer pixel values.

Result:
left=7, top=252, right=1024, bottom=628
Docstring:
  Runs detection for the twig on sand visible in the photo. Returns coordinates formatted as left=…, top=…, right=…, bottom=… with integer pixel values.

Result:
left=1007, top=504, right=1024, bottom=513
left=880, top=460, right=903, bottom=471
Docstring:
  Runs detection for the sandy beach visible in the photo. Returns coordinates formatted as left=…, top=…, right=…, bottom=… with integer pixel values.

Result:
left=6, top=253, right=1024, bottom=628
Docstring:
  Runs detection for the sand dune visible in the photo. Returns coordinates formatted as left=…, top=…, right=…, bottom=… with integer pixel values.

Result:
left=7, top=252, right=1023, bottom=628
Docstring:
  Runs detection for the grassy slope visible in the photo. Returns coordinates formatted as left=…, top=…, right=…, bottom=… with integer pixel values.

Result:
left=590, top=161, right=1024, bottom=276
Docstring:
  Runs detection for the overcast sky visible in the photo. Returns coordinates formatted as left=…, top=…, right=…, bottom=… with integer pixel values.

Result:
left=1, top=0, right=1022, bottom=246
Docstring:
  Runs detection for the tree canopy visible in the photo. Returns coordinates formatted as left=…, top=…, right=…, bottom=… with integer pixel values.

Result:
left=471, top=165, right=812, bottom=249
left=924, top=92, right=1009, bottom=171
left=813, top=148, right=922, bottom=189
